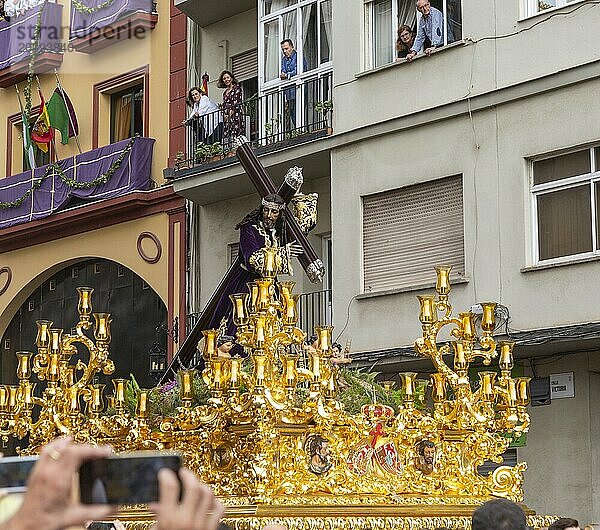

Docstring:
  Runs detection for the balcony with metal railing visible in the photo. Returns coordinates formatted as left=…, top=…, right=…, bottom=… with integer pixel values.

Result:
left=169, top=72, right=333, bottom=205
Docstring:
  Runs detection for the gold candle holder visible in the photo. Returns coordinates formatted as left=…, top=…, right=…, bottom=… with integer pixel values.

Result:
left=417, top=295, right=437, bottom=324
left=230, top=358, right=240, bottom=388
left=7, top=386, right=18, bottom=413
left=88, top=384, right=105, bottom=413
left=478, top=371, right=497, bottom=402
left=459, top=313, right=475, bottom=341
left=202, top=329, right=219, bottom=359
left=93, top=313, right=112, bottom=342
left=230, top=293, right=250, bottom=327
left=254, top=314, right=266, bottom=346
left=382, top=380, right=396, bottom=392
left=256, top=279, right=272, bottom=310
left=452, top=341, right=468, bottom=371
left=247, top=282, right=259, bottom=312
left=63, top=366, right=76, bottom=387
left=112, top=379, right=127, bottom=407
left=435, top=265, right=452, bottom=295
left=400, top=372, right=418, bottom=400
left=49, top=328, right=63, bottom=355
left=315, top=326, right=333, bottom=355
left=178, top=370, right=195, bottom=402
left=67, top=386, right=80, bottom=413
left=498, top=341, right=515, bottom=371
left=283, top=294, right=300, bottom=326
left=262, top=247, right=278, bottom=277
left=279, top=281, right=296, bottom=300
left=515, top=377, right=531, bottom=406
left=507, top=379, right=517, bottom=406
left=312, top=353, right=321, bottom=382
left=136, top=391, right=148, bottom=417
left=0, top=386, right=8, bottom=412
left=36, top=320, right=53, bottom=348
left=47, top=353, right=61, bottom=382
left=20, top=381, right=35, bottom=409
left=480, top=302, right=497, bottom=332
left=255, top=355, right=266, bottom=386
left=16, top=351, right=32, bottom=380
left=77, top=287, right=94, bottom=322
left=285, top=358, right=296, bottom=387
left=213, top=360, right=223, bottom=390
left=431, top=373, right=447, bottom=402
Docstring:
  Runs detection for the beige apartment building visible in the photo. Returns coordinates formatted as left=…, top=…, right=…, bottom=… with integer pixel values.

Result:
left=172, top=0, right=600, bottom=522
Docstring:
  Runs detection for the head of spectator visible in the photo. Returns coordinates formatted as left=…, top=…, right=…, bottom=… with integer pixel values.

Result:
left=549, top=519, right=580, bottom=530
left=217, top=70, right=238, bottom=89
left=396, top=25, right=415, bottom=59
left=471, top=498, right=528, bottom=530
left=186, top=86, right=205, bottom=107
left=280, top=38, right=295, bottom=58
left=416, top=0, right=431, bottom=17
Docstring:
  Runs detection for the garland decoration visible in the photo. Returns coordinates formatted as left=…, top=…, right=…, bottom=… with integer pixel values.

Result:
left=23, top=1, right=46, bottom=122
left=71, top=0, right=116, bottom=14
left=0, top=136, right=138, bottom=210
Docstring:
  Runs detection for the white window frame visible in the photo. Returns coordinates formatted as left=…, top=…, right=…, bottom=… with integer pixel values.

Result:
left=530, top=146, right=600, bottom=265
left=364, top=0, right=461, bottom=70
left=522, top=0, right=583, bottom=19
left=258, top=0, right=333, bottom=93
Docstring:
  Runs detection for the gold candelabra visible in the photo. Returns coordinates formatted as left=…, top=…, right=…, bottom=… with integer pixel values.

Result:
left=0, top=252, right=531, bottom=506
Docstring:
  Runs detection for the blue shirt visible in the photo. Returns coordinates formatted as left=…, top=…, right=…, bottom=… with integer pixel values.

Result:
left=281, top=50, right=299, bottom=80
left=411, top=6, right=452, bottom=53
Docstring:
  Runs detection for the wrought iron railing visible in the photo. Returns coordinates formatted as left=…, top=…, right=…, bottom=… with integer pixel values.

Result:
left=297, top=289, right=332, bottom=338
left=179, top=71, right=333, bottom=168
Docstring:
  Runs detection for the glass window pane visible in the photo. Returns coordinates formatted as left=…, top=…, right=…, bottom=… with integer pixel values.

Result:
left=282, top=10, right=297, bottom=54
left=320, top=0, right=332, bottom=63
left=533, top=149, right=591, bottom=185
left=264, top=0, right=296, bottom=16
left=447, top=0, right=462, bottom=42
left=538, top=0, right=557, bottom=12
left=302, top=4, right=317, bottom=71
left=595, top=147, right=600, bottom=171
left=537, top=185, right=592, bottom=260
left=264, top=19, right=280, bottom=81
left=373, top=0, right=392, bottom=67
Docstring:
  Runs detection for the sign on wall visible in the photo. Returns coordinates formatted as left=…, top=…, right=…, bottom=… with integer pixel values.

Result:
left=549, top=372, right=575, bottom=399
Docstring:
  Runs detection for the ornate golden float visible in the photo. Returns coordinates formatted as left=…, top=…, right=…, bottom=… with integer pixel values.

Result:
left=0, top=248, right=554, bottom=529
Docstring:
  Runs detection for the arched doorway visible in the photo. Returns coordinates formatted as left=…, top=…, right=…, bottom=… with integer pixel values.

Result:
left=0, top=258, right=167, bottom=389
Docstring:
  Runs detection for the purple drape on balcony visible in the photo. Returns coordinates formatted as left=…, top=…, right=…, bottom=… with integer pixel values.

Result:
left=0, top=137, right=154, bottom=229
left=0, top=2, right=62, bottom=70
left=69, top=0, right=153, bottom=40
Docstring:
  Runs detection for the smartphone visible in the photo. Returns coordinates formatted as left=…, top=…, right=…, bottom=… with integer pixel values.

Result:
left=0, top=456, right=38, bottom=493
left=79, top=452, right=181, bottom=505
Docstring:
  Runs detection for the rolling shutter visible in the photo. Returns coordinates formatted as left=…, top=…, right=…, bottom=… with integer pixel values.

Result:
left=231, top=49, right=258, bottom=82
left=363, top=175, right=464, bottom=293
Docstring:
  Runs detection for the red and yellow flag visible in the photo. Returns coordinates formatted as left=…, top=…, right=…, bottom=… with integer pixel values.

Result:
left=31, top=90, right=53, bottom=153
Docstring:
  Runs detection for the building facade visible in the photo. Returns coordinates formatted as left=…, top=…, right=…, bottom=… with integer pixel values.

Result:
left=172, top=0, right=600, bottom=522
left=0, top=0, right=188, bottom=388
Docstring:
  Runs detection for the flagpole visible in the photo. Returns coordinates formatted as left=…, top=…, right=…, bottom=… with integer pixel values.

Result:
left=35, top=75, right=59, bottom=161
left=15, top=85, right=37, bottom=170
left=53, top=69, right=82, bottom=154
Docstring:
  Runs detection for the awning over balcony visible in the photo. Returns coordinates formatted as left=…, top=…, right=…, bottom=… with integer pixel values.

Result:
left=0, top=2, right=63, bottom=87
left=174, top=0, right=254, bottom=27
left=0, top=136, right=154, bottom=229
left=69, top=0, right=156, bottom=52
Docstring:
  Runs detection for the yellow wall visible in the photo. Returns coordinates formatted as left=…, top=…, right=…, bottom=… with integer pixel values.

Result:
left=0, top=213, right=171, bottom=337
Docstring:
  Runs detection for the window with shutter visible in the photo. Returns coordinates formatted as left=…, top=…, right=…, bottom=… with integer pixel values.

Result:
left=231, top=49, right=258, bottom=82
left=362, top=175, right=465, bottom=293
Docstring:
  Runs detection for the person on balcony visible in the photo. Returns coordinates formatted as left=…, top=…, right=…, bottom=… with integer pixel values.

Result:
left=280, top=39, right=306, bottom=131
left=183, top=86, right=223, bottom=148
left=406, top=0, right=453, bottom=62
left=217, top=70, right=244, bottom=149
left=396, top=25, right=417, bottom=60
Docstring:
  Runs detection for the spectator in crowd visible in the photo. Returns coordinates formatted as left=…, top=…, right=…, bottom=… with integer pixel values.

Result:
left=406, top=0, right=453, bottom=62
left=471, top=498, right=528, bottom=530
left=217, top=70, right=244, bottom=149
left=183, top=86, right=223, bottom=148
left=0, top=436, right=224, bottom=530
left=549, top=519, right=580, bottom=530
left=396, top=25, right=416, bottom=60
left=280, top=39, right=304, bottom=130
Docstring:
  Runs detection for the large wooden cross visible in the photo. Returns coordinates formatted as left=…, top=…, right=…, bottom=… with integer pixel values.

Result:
left=160, top=137, right=325, bottom=382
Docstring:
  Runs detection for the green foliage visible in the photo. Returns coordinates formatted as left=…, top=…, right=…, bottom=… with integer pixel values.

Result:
left=314, top=100, right=333, bottom=115
left=194, top=142, right=224, bottom=161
